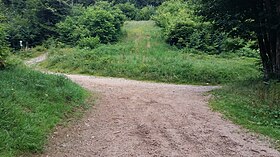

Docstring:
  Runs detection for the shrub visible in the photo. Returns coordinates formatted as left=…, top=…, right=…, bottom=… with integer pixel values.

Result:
left=0, top=15, right=10, bottom=69
left=154, top=0, right=258, bottom=56
left=136, top=6, right=156, bottom=20
left=56, top=16, right=90, bottom=45
left=153, top=0, right=194, bottom=28
left=78, top=37, right=100, bottom=49
left=57, top=3, right=125, bottom=45
left=115, top=2, right=139, bottom=20
left=4, top=0, right=70, bottom=49
left=166, top=21, right=197, bottom=48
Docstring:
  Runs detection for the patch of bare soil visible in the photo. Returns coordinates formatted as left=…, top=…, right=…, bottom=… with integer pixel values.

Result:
left=33, top=74, right=279, bottom=157
left=25, top=53, right=47, bottom=66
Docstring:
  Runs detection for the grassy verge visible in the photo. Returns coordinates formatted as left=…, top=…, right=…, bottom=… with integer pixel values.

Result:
left=211, top=81, right=280, bottom=148
left=0, top=67, right=89, bottom=157
left=41, top=21, right=260, bottom=85
left=16, top=46, right=47, bottom=60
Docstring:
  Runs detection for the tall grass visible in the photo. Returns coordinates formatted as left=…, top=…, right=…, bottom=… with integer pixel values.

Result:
left=0, top=67, right=88, bottom=156
left=42, top=21, right=260, bottom=84
left=211, top=81, right=280, bottom=148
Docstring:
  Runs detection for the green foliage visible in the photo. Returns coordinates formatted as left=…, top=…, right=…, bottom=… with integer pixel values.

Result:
left=115, top=2, right=156, bottom=21
left=198, top=0, right=280, bottom=80
left=70, top=0, right=95, bottom=6
left=0, top=13, right=10, bottom=69
left=153, top=0, right=258, bottom=56
left=0, top=67, right=88, bottom=156
left=115, top=2, right=139, bottom=20
left=17, top=46, right=47, bottom=60
left=3, top=0, right=71, bottom=48
left=42, top=21, right=260, bottom=84
left=57, top=2, right=125, bottom=45
left=211, top=80, right=280, bottom=148
left=105, top=0, right=164, bottom=7
left=136, top=6, right=156, bottom=20
left=78, top=37, right=100, bottom=49
left=153, top=0, right=214, bottom=50
left=166, top=21, right=197, bottom=48
left=56, top=16, right=89, bottom=45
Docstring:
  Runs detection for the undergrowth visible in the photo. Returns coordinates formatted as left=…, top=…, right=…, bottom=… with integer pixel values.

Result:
left=42, top=21, right=260, bottom=85
left=0, top=67, right=88, bottom=157
left=16, top=46, right=47, bottom=60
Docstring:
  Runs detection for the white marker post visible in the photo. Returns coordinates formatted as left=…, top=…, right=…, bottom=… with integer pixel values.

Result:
left=20, top=40, right=23, bottom=49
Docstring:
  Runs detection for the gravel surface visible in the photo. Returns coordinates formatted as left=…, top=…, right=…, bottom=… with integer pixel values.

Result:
left=28, top=55, right=280, bottom=157
left=33, top=75, right=279, bottom=157
left=24, top=53, right=47, bottom=65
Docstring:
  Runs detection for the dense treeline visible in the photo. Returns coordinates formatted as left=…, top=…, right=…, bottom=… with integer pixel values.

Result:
left=1, top=0, right=71, bottom=48
left=198, top=0, right=280, bottom=80
left=0, top=0, right=157, bottom=51
left=153, top=0, right=258, bottom=56
left=0, top=12, right=9, bottom=69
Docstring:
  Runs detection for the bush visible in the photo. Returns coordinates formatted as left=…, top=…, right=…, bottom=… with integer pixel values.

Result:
left=80, top=8, right=117, bottom=43
left=136, top=6, right=156, bottom=20
left=56, top=16, right=90, bottom=45
left=57, top=2, right=125, bottom=45
left=166, top=21, right=197, bottom=48
left=4, top=0, right=70, bottom=49
left=115, top=2, right=139, bottom=20
left=153, top=0, right=194, bottom=28
left=154, top=0, right=258, bottom=56
left=78, top=37, right=100, bottom=49
left=0, top=15, right=10, bottom=69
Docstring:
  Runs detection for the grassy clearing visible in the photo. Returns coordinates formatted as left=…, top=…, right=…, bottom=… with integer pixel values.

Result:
left=41, top=21, right=260, bottom=85
left=211, top=81, right=280, bottom=148
left=0, top=67, right=88, bottom=157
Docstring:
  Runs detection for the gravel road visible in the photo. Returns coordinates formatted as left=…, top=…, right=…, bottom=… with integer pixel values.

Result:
left=27, top=55, right=280, bottom=157
left=34, top=75, right=279, bottom=157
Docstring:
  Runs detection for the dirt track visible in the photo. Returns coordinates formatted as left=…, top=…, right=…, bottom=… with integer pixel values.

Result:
left=32, top=74, right=280, bottom=157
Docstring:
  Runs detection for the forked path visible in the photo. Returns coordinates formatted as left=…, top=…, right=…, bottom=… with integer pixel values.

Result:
left=27, top=55, right=280, bottom=157
left=36, top=74, right=279, bottom=157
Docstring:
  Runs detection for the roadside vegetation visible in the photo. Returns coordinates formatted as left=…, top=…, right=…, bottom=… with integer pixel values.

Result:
left=42, top=21, right=260, bottom=84
left=0, top=67, right=88, bottom=156
left=211, top=81, right=280, bottom=148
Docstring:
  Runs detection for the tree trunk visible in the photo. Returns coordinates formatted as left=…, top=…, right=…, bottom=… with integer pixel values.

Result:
left=257, top=0, right=280, bottom=80
left=258, top=33, right=270, bottom=81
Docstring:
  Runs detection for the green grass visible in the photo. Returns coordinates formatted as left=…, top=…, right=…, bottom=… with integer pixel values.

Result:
left=211, top=81, right=280, bottom=148
left=16, top=46, right=47, bottom=60
left=41, top=21, right=260, bottom=85
left=0, top=67, right=88, bottom=157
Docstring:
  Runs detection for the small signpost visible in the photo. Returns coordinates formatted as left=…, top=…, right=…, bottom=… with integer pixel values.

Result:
left=19, top=40, right=23, bottom=49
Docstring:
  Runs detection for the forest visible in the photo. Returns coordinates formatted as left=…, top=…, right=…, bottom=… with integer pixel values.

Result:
left=0, top=0, right=280, bottom=156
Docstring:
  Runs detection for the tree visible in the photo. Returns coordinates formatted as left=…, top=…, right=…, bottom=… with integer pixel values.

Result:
left=2, top=0, right=70, bottom=48
left=56, top=2, right=125, bottom=44
left=104, top=0, right=164, bottom=7
left=68, top=0, right=96, bottom=6
left=198, top=0, right=280, bottom=80
left=0, top=13, right=9, bottom=69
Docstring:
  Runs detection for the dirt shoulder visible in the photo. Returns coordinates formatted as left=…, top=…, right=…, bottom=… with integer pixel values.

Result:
left=33, top=74, right=279, bottom=157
